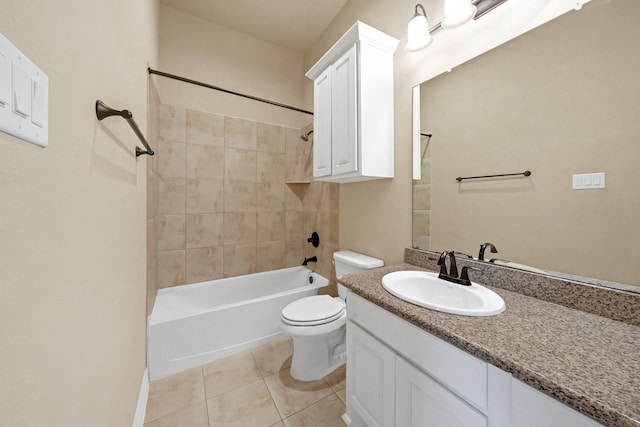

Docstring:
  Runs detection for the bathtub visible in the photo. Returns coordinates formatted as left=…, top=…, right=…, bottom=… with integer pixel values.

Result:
left=147, top=266, right=328, bottom=379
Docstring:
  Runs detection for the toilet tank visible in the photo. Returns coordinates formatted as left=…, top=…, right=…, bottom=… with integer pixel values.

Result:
left=333, top=250, right=384, bottom=280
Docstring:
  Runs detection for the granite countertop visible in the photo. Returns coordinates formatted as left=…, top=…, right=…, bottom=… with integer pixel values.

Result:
left=340, top=263, right=640, bottom=427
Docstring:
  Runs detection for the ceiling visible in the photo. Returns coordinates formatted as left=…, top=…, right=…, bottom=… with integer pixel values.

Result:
left=159, top=0, right=349, bottom=53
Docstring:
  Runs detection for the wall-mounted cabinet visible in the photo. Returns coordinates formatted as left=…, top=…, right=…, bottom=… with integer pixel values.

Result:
left=306, top=22, right=398, bottom=183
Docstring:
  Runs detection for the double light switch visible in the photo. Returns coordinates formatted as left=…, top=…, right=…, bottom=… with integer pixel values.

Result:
left=0, top=33, right=49, bottom=147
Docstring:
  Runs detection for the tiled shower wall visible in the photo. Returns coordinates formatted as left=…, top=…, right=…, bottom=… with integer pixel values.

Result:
left=413, top=136, right=431, bottom=249
left=147, top=100, right=339, bottom=311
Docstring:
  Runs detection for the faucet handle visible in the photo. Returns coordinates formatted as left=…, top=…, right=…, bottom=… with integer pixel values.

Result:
left=454, top=251, right=474, bottom=259
left=459, top=266, right=481, bottom=286
left=437, top=251, right=449, bottom=278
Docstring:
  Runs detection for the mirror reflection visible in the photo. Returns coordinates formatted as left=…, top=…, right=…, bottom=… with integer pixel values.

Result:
left=413, top=0, right=640, bottom=288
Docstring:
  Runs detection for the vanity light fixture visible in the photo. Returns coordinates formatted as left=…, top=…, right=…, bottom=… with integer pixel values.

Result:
left=442, top=0, right=477, bottom=29
left=407, top=4, right=432, bottom=51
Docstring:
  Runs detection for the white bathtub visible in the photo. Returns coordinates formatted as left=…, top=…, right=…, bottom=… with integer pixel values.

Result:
left=147, top=266, right=328, bottom=379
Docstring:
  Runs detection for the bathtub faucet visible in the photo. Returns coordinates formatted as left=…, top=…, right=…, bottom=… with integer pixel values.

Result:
left=302, top=256, right=317, bottom=266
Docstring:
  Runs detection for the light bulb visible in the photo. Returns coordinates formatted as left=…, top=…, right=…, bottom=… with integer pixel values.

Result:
left=443, top=0, right=477, bottom=29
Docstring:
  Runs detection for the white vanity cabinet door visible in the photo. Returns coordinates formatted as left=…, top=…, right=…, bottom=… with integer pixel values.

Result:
left=346, top=321, right=396, bottom=427
left=330, top=44, right=358, bottom=177
left=313, top=66, right=332, bottom=178
left=396, top=357, right=487, bottom=427
left=512, top=380, right=603, bottom=427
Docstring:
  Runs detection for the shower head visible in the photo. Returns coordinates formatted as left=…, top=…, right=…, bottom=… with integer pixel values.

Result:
left=300, top=130, right=314, bottom=141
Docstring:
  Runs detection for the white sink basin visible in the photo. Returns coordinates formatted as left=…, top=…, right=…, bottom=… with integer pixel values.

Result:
left=382, top=271, right=505, bottom=316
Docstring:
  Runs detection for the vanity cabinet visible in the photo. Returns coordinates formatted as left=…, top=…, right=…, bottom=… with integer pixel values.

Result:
left=306, top=21, right=398, bottom=183
left=344, top=291, right=603, bottom=427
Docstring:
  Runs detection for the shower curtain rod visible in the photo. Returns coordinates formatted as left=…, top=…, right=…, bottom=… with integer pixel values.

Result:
left=148, top=68, right=314, bottom=116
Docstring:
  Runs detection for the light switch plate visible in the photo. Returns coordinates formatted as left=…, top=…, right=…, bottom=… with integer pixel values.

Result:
left=572, top=172, right=605, bottom=190
left=0, top=32, right=48, bottom=147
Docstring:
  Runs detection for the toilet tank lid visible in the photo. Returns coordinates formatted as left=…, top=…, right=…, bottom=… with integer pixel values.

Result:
left=333, top=250, right=384, bottom=269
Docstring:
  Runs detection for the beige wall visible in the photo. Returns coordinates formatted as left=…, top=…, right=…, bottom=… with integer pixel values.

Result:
left=0, top=1, right=158, bottom=426
left=158, top=4, right=310, bottom=128
left=149, top=104, right=339, bottom=289
left=304, top=0, right=589, bottom=267
left=422, top=0, right=640, bottom=286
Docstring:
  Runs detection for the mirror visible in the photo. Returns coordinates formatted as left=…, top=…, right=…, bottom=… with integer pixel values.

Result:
left=413, top=0, right=640, bottom=289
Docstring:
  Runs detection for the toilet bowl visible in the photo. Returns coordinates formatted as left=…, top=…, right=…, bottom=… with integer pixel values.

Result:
left=281, top=250, right=383, bottom=381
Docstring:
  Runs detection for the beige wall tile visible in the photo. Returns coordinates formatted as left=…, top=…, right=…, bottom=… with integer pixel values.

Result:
left=224, top=180, right=257, bottom=212
left=158, top=104, right=186, bottom=144
left=284, top=127, right=301, bottom=155
left=157, top=142, right=186, bottom=179
left=147, top=218, right=158, bottom=318
left=413, top=183, right=431, bottom=211
left=284, top=185, right=304, bottom=211
left=264, top=369, right=332, bottom=418
left=148, top=169, right=159, bottom=219
left=158, top=178, right=186, bottom=215
left=187, top=109, right=224, bottom=147
left=257, top=152, right=286, bottom=183
left=143, top=401, right=208, bottom=427
left=285, top=239, right=303, bottom=268
left=157, top=214, right=186, bottom=251
left=186, top=213, right=224, bottom=248
left=225, top=148, right=257, bottom=181
left=145, top=367, right=204, bottom=423
left=186, top=247, right=223, bottom=284
left=186, top=179, right=224, bottom=213
left=224, top=212, right=257, bottom=245
left=206, top=379, right=280, bottom=427
left=186, top=144, right=224, bottom=180
left=157, top=250, right=186, bottom=288
left=302, top=182, right=322, bottom=212
left=257, top=182, right=285, bottom=212
left=285, top=211, right=304, bottom=240
left=223, top=244, right=257, bottom=277
left=257, top=241, right=285, bottom=272
left=203, top=350, right=262, bottom=398
left=413, top=210, right=430, bottom=237
left=257, top=123, right=285, bottom=154
left=285, top=155, right=302, bottom=182
left=257, top=212, right=285, bottom=242
left=225, top=116, right=257, bottom=150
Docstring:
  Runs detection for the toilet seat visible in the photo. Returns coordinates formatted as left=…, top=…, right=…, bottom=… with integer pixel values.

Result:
left=281, top=295, right=345, bottom=326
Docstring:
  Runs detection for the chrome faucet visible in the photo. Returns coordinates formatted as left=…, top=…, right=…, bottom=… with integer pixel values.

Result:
left=437, top=251, right=479, bottom=286
left=478, top=242, right=498, bottom=261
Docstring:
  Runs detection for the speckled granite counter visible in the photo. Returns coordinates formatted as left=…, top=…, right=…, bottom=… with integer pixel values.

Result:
left=340, top=263, right=640, bottom=427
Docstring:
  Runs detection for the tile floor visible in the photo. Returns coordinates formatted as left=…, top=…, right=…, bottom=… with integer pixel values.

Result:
left=144, top=338, right=347, bottom=427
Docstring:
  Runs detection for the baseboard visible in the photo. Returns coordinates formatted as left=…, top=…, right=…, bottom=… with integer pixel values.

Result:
left=132, top=368, right=149, bottom=427
left=341, top=412, right=351, bottom=426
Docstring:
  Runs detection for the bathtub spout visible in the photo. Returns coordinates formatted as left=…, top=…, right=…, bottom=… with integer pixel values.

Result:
left=302, top=256, right=317, bottom=266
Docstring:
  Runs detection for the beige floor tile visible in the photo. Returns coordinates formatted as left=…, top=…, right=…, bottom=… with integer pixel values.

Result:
left=336, top=388, right=347, bottom=405
left=203, top=350, right=262, bottom=398
left=145, top=367, right=205, bottom=423
left=143, top=402, right=208, bottom=427
left=251, top=338, right=293, bottom=377
left=264, top=369, right=333, bottom=419
left=207, top=379, right=281, bottom=427
left=269, top=423, right=285, bottom=427
left=282, top=394, right=346, bottom=427
left=323, top=364, right=346, bottom=392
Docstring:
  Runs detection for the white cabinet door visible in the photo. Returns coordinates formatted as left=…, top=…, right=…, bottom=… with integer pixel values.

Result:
left=347, top=321, right=395, bottom=427
left=396, top=357, right=487, bottom=427
left=313, top=66, right=332, bottom=178
left=330, top=44, right=358, bottom=177
left=512, top=380, right=602, bottom=427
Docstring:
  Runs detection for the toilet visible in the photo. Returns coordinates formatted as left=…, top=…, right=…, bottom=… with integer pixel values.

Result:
left=281, top=250, right=384, bottom=381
